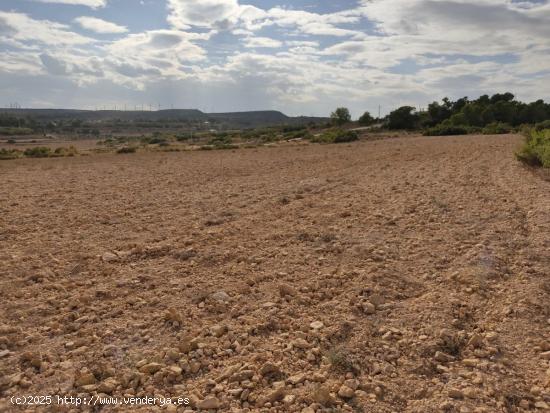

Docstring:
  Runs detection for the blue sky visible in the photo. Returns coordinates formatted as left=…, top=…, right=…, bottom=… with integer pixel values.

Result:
left=0, top=0, right=549, bottom=116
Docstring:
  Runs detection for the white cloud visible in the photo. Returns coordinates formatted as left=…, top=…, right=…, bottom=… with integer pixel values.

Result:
left=319, top=0, right=550, bottom=71
left=102, top=29, right=208, bottom=86
left=0, top=11, right=95, bottom=45
left=167, top=0, right=241, bottom=29
left=165, top=1, right=363, bottom=37
left=360, top=0, right=550, bottom=39
left=286, top=40, right=320, bottom=47
left=265, top=7, right=364, bottom=38
left=1, top=0, right=550, bottom=116
left=74, top=16, right=128, bottom=34
left=0, top=51, right=43, bottom=75
left=244, top=36, right=282, bottom=48
left=30, top=0, right=107, bottom=8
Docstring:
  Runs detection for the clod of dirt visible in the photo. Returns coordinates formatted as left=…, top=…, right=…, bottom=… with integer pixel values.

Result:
left=197, top=396, right=221, bottom=410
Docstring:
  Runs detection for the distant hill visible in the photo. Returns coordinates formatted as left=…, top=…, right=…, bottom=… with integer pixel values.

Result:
left=0, top=108, right=327, bottom=129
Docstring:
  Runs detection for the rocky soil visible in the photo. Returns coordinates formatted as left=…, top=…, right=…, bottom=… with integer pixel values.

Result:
left=0, top=134, right=549, bottom=412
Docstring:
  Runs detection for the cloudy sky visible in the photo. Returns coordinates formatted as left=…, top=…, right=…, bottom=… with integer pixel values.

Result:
left=0, top=0, right=549, bottom=117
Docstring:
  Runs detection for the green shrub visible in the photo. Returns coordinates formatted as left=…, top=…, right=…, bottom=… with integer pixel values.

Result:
left=534, top=120, right=550, bottom=131
left=148, top=137, right=169, bottom=145
left=516, top=129, right=550, bottom=167
left=334, top=130, right=358, bottom=143
left=0, top=127, right=33, bottom=135
left=285, top=129, right=312, bottom=140
left=7, top=139, right=16, bottom=144
left=98, top=138, right=115, bottom=146
left=117, top=146, right=137, bottom=154
left=424, top=124, right=471, bottom=136
left=24, top=147, right=52, bottom=158
left=326, top=346, right=358, bottom=373
left=52, top=146, right=78, bottom=157
left=209, top=144, right=238, bottom=150
left=311, top=129, right=358, bottom=144
left=208, top=135, right=233, bottom=146
left=482, top=122, right=512, bottom=135
left=0, top=148, right=22, bottom=160
left=282, top=125, right=307, bottom=133
left=176, top=133, right=192, bottom=141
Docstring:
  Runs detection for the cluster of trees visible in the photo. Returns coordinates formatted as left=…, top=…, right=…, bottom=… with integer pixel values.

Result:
left=330, top=107, right=377, bottom=126
left=329, top=93, right=550, bottom=135
left=0, top=114, right=36, bottom=129
left=386, top=93, right=550, bottom=132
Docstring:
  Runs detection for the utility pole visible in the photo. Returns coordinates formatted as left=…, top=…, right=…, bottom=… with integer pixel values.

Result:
left=378, top=105, right=381, bottom=119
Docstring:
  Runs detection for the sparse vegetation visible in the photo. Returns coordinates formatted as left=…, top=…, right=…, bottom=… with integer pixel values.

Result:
left=0, top=127, right=34, bottom=135
left=311, top=129, right=358, bottom=144
left=533, top=120, right=550, bottom=131
left=482, top=122, right=513, bottom=135
left=52, top=146, right=78, bottom=157
left=424, top=124, right=472, bottom=136
left=117, top=146, right=137, bottom=154
left=0, top=146, right=79, bottom=160
left=516, top=128, right=550, bottom=167
left=0, top=148, right=22, bottom=160
left=326, top=346, right=356, bottom=373
left=23, top=147, right=52, bottom=158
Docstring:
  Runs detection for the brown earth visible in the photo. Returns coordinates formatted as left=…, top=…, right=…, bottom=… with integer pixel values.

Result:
left=0, top=134, right=549, bottom=412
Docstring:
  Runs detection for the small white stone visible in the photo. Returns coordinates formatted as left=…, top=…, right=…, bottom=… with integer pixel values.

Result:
left=101, top=252, right=118, bottom=262
left=310, top=321, right=324, bottom=330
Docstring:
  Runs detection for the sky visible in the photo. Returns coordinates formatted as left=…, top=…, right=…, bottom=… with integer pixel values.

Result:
left=0, top=0, right=549, bottom=117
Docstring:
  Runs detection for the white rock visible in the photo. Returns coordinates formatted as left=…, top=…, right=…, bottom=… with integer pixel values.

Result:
left=310, top=321, right=324, bottom=330
left=211, top=291, right=230, bottom=302
left=101, top=252, right=118, bottom=263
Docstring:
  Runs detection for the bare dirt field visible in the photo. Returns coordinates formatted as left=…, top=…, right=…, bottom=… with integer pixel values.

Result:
left=0, top=134, right=549, bottom=412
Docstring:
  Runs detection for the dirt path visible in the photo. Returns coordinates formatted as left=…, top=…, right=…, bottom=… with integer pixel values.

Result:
left=0, top=134, right=548, bottom=412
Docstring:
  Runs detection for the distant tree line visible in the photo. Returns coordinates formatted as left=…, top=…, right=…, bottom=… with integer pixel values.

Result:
left=385, top=93, right=550, bottom=135
left=330, top=93, right=550, bottom=135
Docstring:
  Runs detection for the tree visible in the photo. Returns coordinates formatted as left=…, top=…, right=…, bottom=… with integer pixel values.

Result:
left=388, top=106, right=419, bottom=130
left=358, top=111, right=374, bottom=126
left=452, top=97, right=469, bottom=112
left=427, top=101, right=452, bottom=126
left=330, top=107, right=351, bottom=125
left=490, top=92, right=514, bottom=104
